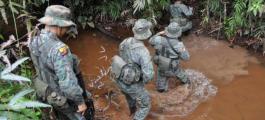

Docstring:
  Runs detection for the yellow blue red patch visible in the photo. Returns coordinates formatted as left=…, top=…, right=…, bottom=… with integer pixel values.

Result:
left=59, top=46, right=68, bottom=56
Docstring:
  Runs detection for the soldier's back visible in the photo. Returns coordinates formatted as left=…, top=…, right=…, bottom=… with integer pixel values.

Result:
left=119, top=37, right=146, bottom=64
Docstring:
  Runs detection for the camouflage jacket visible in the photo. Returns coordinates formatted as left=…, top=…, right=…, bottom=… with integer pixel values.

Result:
left=170, top=3, right=193, bottom=18
left=149, top=35, right=190, bottom=61
left=119, top=37, right=154, bottom=84
left=29, top=29, right=84, bottom=105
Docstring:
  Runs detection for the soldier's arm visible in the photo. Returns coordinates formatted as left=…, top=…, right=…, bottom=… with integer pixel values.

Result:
left=175, top=42, right=190, bottom=60
left=138, top=47, right=154, bottom=83
left=52, top=45, right=85, bottom=105
left=178, top=3, right=193, bottom=16
left=149, top=35, right=164, bottom=51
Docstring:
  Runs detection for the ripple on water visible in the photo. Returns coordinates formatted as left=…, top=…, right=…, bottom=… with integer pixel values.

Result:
left=150, top=69, right=217, bottom=117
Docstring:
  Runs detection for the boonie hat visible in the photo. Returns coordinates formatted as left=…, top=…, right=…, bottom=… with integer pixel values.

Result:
left=165, top=22, right=182, bottom=38
left=132, top=19, right=152, bottom=40
left=39, top=5, right=76, bottom=27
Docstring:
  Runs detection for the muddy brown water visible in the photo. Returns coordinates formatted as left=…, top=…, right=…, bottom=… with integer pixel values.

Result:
left=66, top=31, right=265, bottom=120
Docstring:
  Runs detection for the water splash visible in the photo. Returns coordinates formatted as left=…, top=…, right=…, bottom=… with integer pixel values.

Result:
left=150, top=69, right=217, bottom=117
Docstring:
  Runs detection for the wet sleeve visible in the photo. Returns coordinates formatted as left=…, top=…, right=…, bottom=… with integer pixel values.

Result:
left=149, top=35, right=163, bottom=45
left=175, top=42, right=190, bottom=61
left=52, top=45, right=85, bottom=105
left=149, top=35, right=164, bottom=51
left=149, top=35, right=157, bottom=46
left=178, top=4, right=193, bottom=16
left=138, top=47, right=154, bottom=83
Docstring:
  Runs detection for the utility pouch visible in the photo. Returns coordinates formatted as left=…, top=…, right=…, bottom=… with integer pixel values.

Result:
left=158, top=55, right=171, bottom=71
left=47, top=92, right=70, bottom=110
left=120, top=63, right=142, bottom=85
left=111, top=55, right=127, bottom=79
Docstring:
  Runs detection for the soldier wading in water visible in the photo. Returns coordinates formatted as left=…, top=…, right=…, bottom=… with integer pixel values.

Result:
left=29, top=5, right=94, bottom=120
left=149, top=22, right=190, bottom=92
left=169, top=0, right=193, bottom=33
left=111, top=19, right=154, bottom=120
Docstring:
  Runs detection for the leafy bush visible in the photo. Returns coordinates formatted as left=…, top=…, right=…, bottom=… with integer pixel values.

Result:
left=64, top=0, right=95, bottom=29
left=95, top=0, right=130, bottom=21
left=63, top=0, right=171, bottom=28
left=132, top=0, right=170, bottom=24
left=0, top=57, right=51, bottom=120
left=0, top=0, right=46, bottom=40
left=201, top=0, right=265, bottom=40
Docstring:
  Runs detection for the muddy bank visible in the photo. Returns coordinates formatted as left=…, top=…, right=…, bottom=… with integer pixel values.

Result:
left=66, top=30, right=265, bottom=120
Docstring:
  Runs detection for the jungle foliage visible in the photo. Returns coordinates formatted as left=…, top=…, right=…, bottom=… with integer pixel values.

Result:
left=63, top=0, right=170, bottom=28
left=0, top=57, right=51, bottom=120
left=0, top=0, right=49, bottom=40
left=1, top=0, right=265, bottom=119
left=200, top=0, right=265, bottom=52
left=0, top=0, right=171, bottom=29
left=1, top=0, right=264, bottom=41
left=0, top=1, right=51, bottom=119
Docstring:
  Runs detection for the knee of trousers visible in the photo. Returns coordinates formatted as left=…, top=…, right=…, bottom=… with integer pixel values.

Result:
left=136, top=92, right=151, bottom=108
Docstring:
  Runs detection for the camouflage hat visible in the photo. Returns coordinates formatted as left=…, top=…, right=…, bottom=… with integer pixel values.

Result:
left=165, top=22, right=182, bottom=38
left=38, top=5, right=76, bottom=27
left=132, top=19, right=152, bottom=40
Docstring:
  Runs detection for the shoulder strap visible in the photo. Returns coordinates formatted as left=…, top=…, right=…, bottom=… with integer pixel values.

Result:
left=166, top=37, right=180, bottom=55
left=120, top=38, right=144, bottom=63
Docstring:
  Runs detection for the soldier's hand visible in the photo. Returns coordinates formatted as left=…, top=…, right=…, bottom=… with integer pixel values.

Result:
left=77, top=103, right=87, bottom=115
left=157, top=31, right=165, bottom=35
left=175, top=0, right=182, bottom=4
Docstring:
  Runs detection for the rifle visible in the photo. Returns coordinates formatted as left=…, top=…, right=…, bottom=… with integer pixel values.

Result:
left=76, top=72, right=95, bottom=120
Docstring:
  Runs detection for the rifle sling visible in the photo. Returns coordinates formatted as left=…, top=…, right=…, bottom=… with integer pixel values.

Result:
left=166, top=37, right=180, bottom=55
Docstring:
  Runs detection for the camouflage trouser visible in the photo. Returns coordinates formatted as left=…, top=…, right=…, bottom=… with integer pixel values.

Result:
left=122, top=90, right=151, bottom=120
left=156, top=66, right=188, bottom=91
left=170, top=18, right=192, bottom=33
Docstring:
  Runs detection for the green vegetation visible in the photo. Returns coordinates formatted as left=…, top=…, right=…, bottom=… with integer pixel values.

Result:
left=0, top=57, right=51, bottom=120
left=64, top=0, right=170, bottom=28
left=0, top=0, right=46, bottom=38
left=131, top=0, right=170, bottom=24
left=0, top=1, right=51, bottom=118
left=200, top=0, right=265, bottom=50
left=1, top=0, right=265, bottom=118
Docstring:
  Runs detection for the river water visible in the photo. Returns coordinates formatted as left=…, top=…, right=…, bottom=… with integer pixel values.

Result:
left=66, top=30, right=265, bottom=120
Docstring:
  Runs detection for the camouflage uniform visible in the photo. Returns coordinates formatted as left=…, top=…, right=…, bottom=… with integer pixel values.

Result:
left=116, top=19, right=154, bottom=120
left=170, top=2, right=193, bottom=32
left=149, top=22, right=190, bottom=92
left=29, top=5, right=87, bottom=120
